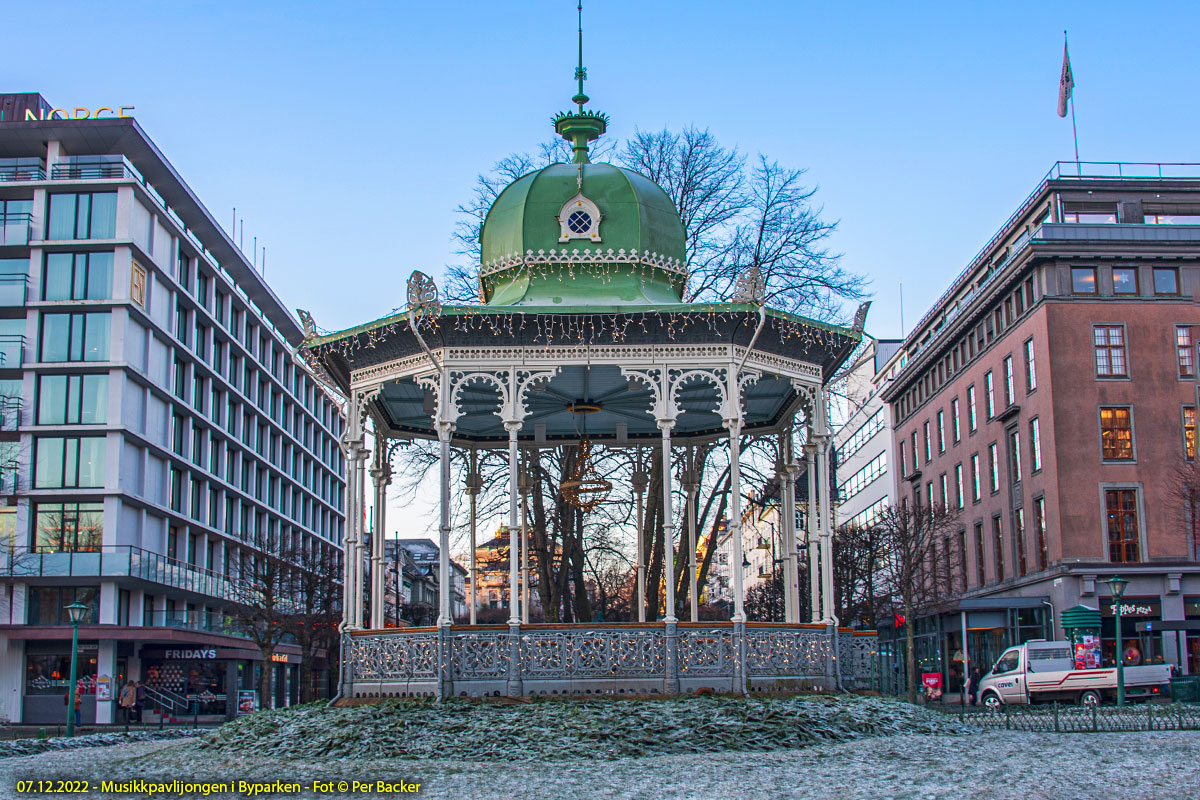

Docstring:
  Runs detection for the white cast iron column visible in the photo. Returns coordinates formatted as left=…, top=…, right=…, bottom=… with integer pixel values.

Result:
left=519, top=464, right=531, bottom=625
left=632, top=457, right=648, bottom=623
left=436, top=420, right=454, bottom=627
left=369, top=456, right=391, bottom=630
left=725, top=371, right=748, bottom=696
left=682, top=447, right=700, bottom=624
left=805, top=441, right=820, bottom=623
left=778, top=432, right=798, bottom=624
left=466, top=449, right=481, bottom=625
left=504, top=419, right=523, bottom=697
left=659, top=419, right=677, bottom=625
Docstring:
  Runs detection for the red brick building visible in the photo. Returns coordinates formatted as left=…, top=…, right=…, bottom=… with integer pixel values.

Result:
left=880, top=163, right=1200, bottom=684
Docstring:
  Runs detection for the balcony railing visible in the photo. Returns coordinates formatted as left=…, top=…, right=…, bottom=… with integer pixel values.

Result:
left=0, top=213, right=31, bottom=246
left=0, top=273, right=27, bottom=306
left=50, top=162, right=135, bottom=181
left=0, top=161, right=45, bottom=182
left=1048, top=161, right=1200, bottom=180
left=143, top=609, right=244, bottom=637
left=0, top=334, right=24, bottom=368
left=1, top=545, right=241, bottom=600
left=0, top=396, right=21, bottom=431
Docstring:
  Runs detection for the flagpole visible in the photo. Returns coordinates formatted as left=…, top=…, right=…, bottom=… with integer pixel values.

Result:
left=1065, top=31, right=1080, bottom=172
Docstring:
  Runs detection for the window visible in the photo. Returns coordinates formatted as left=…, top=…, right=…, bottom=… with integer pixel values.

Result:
left=1024, top=338, right=1037, bottom=392
left=1153, top=268, right=1179, bottom=296
left=1182, top=407, right=1195, bottom=460
left=988, top=442, right=999, bottom=493
left=1003, top=356, right=1015, bottom=407
left=130, top=261, right=146, bottom=308
left=1112, top=267, right=1138, bottom=295
left=967, top=385, right=977, bottom=432
left=838, top=451, right=887, bottom=502
left=1105, top=489, right=1140, bottom=563
left=993, top=516, right=1005, bottom=582
left=1030, top=417, right=1042, bottom=472
left=974, top=525, right=984, bottom=587
left=34, top=502, right=103, bottom=552
left=36, top=374, right=108, bottom=424
left=898, top=441, right=906, bottom=477
left=954, top=464, right=964, bottom=509
left=1015, top=507, right=1027, bottom=577
left=937, top=410, right=945, bottom=453
left=951, top=398, right=961, bottom=443
left=910, top=431, right=918, bottom=471
left=1063, top=203, right=1117, bottom=224
left=1100, top=407, right=1134, bottom=460
left=1071, top=267, right=1097, bottom=294
left=1034, top=496, right=1048, bottom=571
left=1009, top=429, right=1021, bottom=483
left=39, top=312, right=109, bottom=362
left=939, top=473, right=948, bottom=508
left=1093, top=326, right=1127, bottom=377
left=971, top=454, right=981, bottom=502
left=1177, top=326, right=1194, bottom=378
left=27, top=586, right=99, bottom=625
left=984, top=371, right=995, bottom=418
left=47, top=193, right=117, bottom=240
left=1144, top=205, right=1200, bottom=224
left=923, top=421, right=931, bottom=463
left=43, top=252, right=113, bottom=300
left=836, top=410, right=884, bottom=463
left=34, top=436, right=105, bottom=488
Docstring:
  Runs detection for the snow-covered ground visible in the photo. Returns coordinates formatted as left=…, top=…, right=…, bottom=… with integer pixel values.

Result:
left=1, top=730, right=1197, bottom=799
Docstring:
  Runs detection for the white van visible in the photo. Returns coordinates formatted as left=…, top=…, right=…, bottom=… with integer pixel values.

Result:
left=977, top=640, right=1172, bottom=708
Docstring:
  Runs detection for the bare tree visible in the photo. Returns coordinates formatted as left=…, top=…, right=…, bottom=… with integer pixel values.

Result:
left=1172, top=456, right=1200, bottom=559
left=744, top=569, right=785, bottom=622
left=284, top=541, right=342, bottom=703
left=871, top=502, right=961, bottom=703
left=226, top=532, right=298, bottom=708
left=833, top=522, right=889, bottom=629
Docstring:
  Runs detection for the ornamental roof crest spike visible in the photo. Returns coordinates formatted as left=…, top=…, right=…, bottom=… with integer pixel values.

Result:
left=732, top=266, right=767, bottom=305
left=406, top=271, right=440, bottom=319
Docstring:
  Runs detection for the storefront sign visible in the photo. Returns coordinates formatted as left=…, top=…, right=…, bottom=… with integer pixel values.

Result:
left=1100, top=598, right=1160, bottom=618
left=96, top=675, right=111, bottom=701
left=162, top=648, right=217, bottom=660
left=24, top=106, right=134, bottom=121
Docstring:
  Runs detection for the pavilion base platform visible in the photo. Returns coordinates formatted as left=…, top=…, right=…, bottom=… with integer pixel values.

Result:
left=339, top=623, right=878, bottom=701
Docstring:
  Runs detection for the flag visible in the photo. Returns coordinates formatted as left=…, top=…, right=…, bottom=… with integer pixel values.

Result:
left=1057, top=39, right=1074, bottom=118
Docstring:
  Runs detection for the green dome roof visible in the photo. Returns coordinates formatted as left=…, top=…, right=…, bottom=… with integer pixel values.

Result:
left=479, top=161, right=688, bottom=306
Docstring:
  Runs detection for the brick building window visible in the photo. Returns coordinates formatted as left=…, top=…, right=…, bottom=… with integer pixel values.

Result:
left=951, top=397, right=961, bottom=442
left=988, top=443, right=999, bottom=493
left=1100, top=407, right=1134, bottom=461
left=923, top=421, right=931, bottom=463
left=967, top=386, right=978, bottom=432
left=957, top=530, right=968, bottom=593
left=1015, top=507, right=1027, bottom=577
left=1003, top=356, right=1015, bottom=407
left=1030, top=417, right=1043, bottom=472
left=1153, top=267, right=1179, bottom=296
left=1178, top=326, right=1195, bottom=378
left=1009, top=429, right=1022, bottom=482
left=1024, top=338, right=1037, bottom=392
left=954, top=463, right=964, bottom=509
left=1093, top=326, right=1127, bottom=377
left=1071, top=267, right=1097, bottom=293
left=974, top=522, right=985, bottom=587
left=1184, top=407, right=1196, bottom=461
left=1112, top=267, right=1138, bottom=295
left=1105, top=489, right=1141, bottom=563
left=937, top=410, right=945, bottom=453
left=993, top=516, right=1005, bottom=582
left=1034, top=496, right=1048, bottom=571
left=971, top=454, right=981, bottom=502
left=985, top=371, right=995, bottom=418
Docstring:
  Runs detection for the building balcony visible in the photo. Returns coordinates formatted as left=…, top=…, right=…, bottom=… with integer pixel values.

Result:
left=50, top=155, right=138, bottom=182
left=0, top=213, right=31, bottom=246
left=1036, top=222, right=1200, bottom=244
left=0, top=334, right=24, bottom=368
left=0, top=159, right=45, bottom=182
left=142, top=608, right=245, bottom=637
left=0, top=273, right=27, bottom=306
left=0, top=545, right=239, bottom=601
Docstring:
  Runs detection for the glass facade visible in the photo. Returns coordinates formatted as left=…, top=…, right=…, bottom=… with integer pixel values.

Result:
left=33, top=502, right=103, bottom=552
left=36, top=374, right=108, bottom=425
left=27, top=585, right=100, bottom=625
left=33, top=436, right=106, bottom=488
left=39, top=312, right=109, bottom=362
left=43, top=252, right=113, bottom=300
left=46, top=192, right=117, bottom=240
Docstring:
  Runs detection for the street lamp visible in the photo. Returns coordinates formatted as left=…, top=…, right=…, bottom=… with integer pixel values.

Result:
left=1105, top=574, right=1129, bottom=707
left=64, top=600, right=88, bottom=737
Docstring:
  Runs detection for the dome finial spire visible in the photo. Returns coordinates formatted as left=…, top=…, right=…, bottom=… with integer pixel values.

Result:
left=573, top=1, right=588, bottom=111
left=554, top=0, right=607, bottom=164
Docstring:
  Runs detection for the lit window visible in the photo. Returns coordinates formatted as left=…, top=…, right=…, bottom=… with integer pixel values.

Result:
left=1112, top=267, right=1138, bottom=294
left=1184, top=407, right=1196, bottom=461
left=1093, top=326, right=1127, bottom=377
left=1105, top=489, right=1140, bottom=563
left=1071, top=267, right=1097, bottom=293
left=1100, top=407, right=1134, bottom=461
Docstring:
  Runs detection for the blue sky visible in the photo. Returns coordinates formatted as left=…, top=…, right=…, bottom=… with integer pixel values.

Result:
left=5, top=1, right=1198, bottom=341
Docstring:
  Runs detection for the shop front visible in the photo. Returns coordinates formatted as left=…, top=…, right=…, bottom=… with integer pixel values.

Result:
left=1099, top=597, right=1162, bottom=667
left=138, top=646, right=299, bottom=721
left=22, top=640, right=108, bottom=726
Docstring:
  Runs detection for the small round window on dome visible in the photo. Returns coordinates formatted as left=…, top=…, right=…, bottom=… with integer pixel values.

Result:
left=567, top=211, right=592, bottom=234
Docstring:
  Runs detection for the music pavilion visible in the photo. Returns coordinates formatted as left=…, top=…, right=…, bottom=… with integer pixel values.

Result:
left=304, top=61, right=878, bottom=698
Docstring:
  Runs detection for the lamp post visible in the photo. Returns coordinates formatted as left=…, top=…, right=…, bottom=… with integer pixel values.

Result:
left=64, top=600, right=88, bottom=737
left=1105, top=574, right=1129, bottom=707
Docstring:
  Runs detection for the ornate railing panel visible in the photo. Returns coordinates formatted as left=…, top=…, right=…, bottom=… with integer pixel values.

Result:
left=744, top=628, right=829, bottom=677
left=520, top=628, right=666, bottom=679
left=451, top=632, right=511, bottom=680
left=677, top=628, right=735, bottom=676
left=347, top=631, right=438, bottom=683
left=847, top=634, right=878, bottom=688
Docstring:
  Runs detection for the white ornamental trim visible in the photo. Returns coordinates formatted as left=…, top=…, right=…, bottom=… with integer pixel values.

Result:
left=480, top=247, right=687, bottom=279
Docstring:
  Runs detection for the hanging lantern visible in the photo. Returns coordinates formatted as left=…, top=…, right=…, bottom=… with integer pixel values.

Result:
left=559, top=439, right=611, bottom=511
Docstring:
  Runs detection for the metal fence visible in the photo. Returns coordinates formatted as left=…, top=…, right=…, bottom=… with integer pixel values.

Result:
left=939, top=703, right=1200, bottom=732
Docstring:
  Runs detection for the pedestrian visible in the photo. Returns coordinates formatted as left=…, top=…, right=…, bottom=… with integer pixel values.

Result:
left=968, top=667, right=981, bottom=706
left=134, top=680, right=146, bottom=723
left=118, top=680, right=136, bottom=725
left=72, top=685, right=82, bottom=728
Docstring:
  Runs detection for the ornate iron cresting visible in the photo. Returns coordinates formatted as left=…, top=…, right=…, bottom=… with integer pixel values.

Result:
left=341, top=625, right=876, bottom=698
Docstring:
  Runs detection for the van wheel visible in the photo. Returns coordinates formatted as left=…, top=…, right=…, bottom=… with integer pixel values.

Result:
left=1079, top=690, right=1101, bottom=707
left=982, top=692, right=1003, bottom=712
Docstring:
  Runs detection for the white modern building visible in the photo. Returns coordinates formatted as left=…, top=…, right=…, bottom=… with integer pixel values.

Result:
left=0, top=94, right=345, bottom=724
